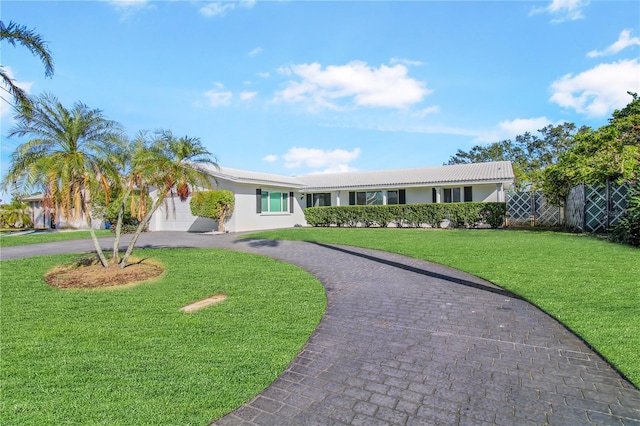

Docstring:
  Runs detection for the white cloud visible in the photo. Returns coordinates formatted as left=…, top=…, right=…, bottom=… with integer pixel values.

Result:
left=263, top=154, right=278, bottom=163
left=248, top=47, right=262, bottom=57
left=411, top=106, right=440, bottom=118
left=274, top=61, right=431, bottom=110
left=257, top=71, right=270, bottom=78
left=108, top=0, right=152, bottom=17
left=530, top=0, right=589, bottom=23
left=550, top=59, right=640, bottom=118
left=199, top=2, right=235, bottom=17
left=587, top=29, right=640, bottom=58
left=282, top=147, right=361, bottom=171
left=390, top=57, right=423, bottom=67
left=0, top=67, right=33, bottom=117
left=204, top=83, right=233, bottom=107
left=199, top=0, right=254, bottom=17
left=240, top=91, right=257, bottom=101
left=475, top=117, right=555, bottom=143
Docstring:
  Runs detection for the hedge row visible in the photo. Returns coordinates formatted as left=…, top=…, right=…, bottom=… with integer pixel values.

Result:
left=304, top=203, right=507, bottom=229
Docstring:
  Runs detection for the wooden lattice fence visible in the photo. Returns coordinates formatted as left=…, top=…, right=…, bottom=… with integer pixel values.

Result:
left=508, top=182, right=630, bottom=230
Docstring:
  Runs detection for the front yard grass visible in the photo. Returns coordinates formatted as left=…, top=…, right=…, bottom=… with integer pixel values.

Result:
left=0, top=229, right=112, bottom=247
left=246, top=228, right=640, bottom=388
left=0, top=248, right=326, bottom=424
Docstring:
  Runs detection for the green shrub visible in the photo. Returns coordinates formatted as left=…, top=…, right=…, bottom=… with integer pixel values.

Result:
left=304, top=203, right=506, bottom=229
left=190, top=190, right=235, bottom=232
left=608, top=183, right=640, bottom=246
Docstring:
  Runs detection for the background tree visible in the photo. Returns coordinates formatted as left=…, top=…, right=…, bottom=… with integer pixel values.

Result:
left=118, top=130, right=217, bottom=268
left=0, top=199, right=32, bottom=228
left=542, top=92, right=640, bottom=205
left=2, top=93, right=122, bottom=267
left=0, top=20, right=54, bottom=113
left=190, top=190, right=235, bottom=233
left=447, top=123, right=584, bottom=190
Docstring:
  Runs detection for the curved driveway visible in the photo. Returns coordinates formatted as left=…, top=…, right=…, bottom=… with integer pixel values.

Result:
left=2, top=231, right=639, bottom=425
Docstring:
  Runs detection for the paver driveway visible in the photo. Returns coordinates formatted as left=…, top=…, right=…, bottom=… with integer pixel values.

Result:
left=2, top=231, right=639, bottom=425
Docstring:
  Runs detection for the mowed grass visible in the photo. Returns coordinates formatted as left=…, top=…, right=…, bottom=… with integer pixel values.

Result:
left=0, top=230, right=112, bottom=247
left=1, top=248, right=326, bottom=425
left=246, top=228, right=640, bottom=388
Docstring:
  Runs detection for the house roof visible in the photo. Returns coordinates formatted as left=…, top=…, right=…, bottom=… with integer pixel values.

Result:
left=297, top=161, right=515, bottom=191
left=200, top=165, right=306, bottom=188
left=198, top=161, right=515, bottom=191
left=21, top=193, right=46, bottom=202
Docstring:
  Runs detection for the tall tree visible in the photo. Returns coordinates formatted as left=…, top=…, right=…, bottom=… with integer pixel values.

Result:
left=3, top=93, right=122, bottom=267
left=542, top=92, right=640, bottom=205
left=0, top=20, right=54, bottom=113
left=447, top=123, right=583, bottom=190
left=118, top=130, right=217, bottom=268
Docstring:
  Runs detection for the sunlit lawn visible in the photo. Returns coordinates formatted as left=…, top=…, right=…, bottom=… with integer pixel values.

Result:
left=0, top=249, right=326, bottom=424
left=0, top=230, right=112, bottom=247
left=246, top=227, right=640, bottom=388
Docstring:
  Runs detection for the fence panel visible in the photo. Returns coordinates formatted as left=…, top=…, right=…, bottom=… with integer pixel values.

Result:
left=565, top=184, right=584, bottom=230
left=583, top=182, right=630, bottom=232
left=507, top=182, right=629, bottom=230
left=506, top=191, right=561, bottom=227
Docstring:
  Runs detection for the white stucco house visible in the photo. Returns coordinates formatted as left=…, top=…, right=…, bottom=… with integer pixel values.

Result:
left=150, top=161, right=515, bottom=233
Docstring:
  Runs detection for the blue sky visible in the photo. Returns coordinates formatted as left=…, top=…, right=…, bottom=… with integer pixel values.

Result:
left=2, top=0, right=639, bottom=194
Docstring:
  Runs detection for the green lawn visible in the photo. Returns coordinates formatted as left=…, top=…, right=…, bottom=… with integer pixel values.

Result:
left=0, top=230, right=112, bottom=247
left=0, top=249, right=326, bottom=425
left=245, top=228, right=640, bottom=388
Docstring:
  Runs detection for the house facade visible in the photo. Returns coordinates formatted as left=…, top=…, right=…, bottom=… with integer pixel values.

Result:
left=150, top=161, right=515, bottom=233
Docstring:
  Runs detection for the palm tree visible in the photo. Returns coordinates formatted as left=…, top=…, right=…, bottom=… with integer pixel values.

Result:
left=0, top=199, right=32, bottom=228
left=3, top=93, right=122, bottom=267
left=100, top=131, right=151, bottom=264
left=1, top=20, right=54, bottom=113
left=118, top=130, right=217, bottom=268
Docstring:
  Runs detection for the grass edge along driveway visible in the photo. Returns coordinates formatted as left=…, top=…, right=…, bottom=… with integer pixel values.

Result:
left=0, top=230, right=112, bottom=248
left=1, top=248, right=326, bottom=425
left=245, top=228, right=640, bottom=389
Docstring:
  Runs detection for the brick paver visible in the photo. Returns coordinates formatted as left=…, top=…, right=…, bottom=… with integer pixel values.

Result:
left=3, top=231, right=639, bottom=425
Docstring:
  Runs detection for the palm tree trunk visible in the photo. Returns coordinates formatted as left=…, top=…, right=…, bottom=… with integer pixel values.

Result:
left=111, top=202, right=124, bottom=264
left=118, top=194, right=164, bottom=268
left=84, top=207, right=109, bottom=268
left=111, top=189, right=130, bottom=264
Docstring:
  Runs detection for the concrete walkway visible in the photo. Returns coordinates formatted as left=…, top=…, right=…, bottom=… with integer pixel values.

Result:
left=2, top=231, right=639, bottom=425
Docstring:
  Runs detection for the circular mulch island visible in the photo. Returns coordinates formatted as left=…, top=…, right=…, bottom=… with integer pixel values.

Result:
left=45, top=257, right=164, bottom=289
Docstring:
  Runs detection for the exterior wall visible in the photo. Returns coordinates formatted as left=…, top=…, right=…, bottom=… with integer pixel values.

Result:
left=310, top=184, right=506, bottom=207
left=149, top=194, right=216, bottom=232
left=27, top=202, right=48, bottom=229
left=150, top=180, right=306, bottom=233
left=231, top=183, right=306, bottom=232
left=150, top=180, right=511, bottom=233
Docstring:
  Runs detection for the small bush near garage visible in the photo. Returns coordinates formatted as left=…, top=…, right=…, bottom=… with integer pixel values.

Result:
left=304, top=202, right=506, bottom=229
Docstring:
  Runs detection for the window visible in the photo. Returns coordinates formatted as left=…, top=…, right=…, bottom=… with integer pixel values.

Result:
left=443, top=188, right=452, bottom=203
left=350, top=191, right=383, bottom=205
left=464, top=186, right=473, bottom=202
left=432, top=188, right=437, bottom=203
left=307, top=193, right=331, bottom=207
left=443, top=187, right=463, bottom=203
left=452, top=188, right=461, bottom=203
left=387, top=190, right=398, bottom=205
left=386, top=190, right=406, bottom=204
left=259, top=190, right=289, bottom=213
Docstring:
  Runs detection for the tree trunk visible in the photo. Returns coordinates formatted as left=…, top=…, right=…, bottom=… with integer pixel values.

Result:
left=84, top=206, right=109, bottom=268
left=118, top=194, right=165, bottom=268
left=111, top=190, right=131, bottom=265
left=218, top=211, right=226, bottom=232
